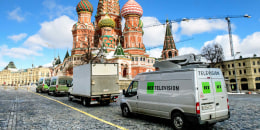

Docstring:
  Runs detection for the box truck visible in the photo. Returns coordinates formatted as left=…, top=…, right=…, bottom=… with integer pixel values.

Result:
left=120, top=54, right=230, bottom=129
left=68, top=63, right=120, bottom=105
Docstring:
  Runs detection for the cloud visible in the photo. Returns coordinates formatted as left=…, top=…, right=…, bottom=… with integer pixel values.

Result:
left=42, top=0, right=75, bottom=20
left=178, top=47, right=200, bottom=56
left=180, top=19, right=228, bottom=36
left=202, top=32, right=260, bottom=60
left=24, top=15, right=76, bottom=50
left=0, top=45, right=42, bottom=59
left=8, top=33, right=27, bottom=42
left=240, top=32, right=260, bottom=57
left=8, top=7, right=25, bottom=22
left=0, top=57, right=8, bottom=69
left=43, top=62, right=53, bottom=68
left=147, top=48, right=162, bottom=58
left=142, top=17, right=179, bottom=48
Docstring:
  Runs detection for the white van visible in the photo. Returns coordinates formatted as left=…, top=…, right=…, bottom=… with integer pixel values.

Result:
left=120, top=68, right=230, bottom=129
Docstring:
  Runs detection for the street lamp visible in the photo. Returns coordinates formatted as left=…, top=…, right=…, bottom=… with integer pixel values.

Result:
left=233, top=52, right=240, bottom=93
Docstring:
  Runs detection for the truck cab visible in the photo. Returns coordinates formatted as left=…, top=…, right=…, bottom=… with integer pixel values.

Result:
left=36, top=77, right=51, bottom=93
left=48, top=76, right=72, bottom=96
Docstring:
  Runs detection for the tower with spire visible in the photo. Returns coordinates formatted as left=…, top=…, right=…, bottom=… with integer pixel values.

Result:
left=94, top=0, right=122, bottom=51
left=121, top=0, right=145, bottom=55
left=161, top=19, right=178, bottom=60
left=71, top=0, right=95, bottom=56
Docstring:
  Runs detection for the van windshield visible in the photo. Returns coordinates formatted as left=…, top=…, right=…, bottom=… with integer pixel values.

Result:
left=45, top=79, right=50, bottom=85
left=59, top=79, right=72, bottom=85
left=38, top=79, right=43, bottom=84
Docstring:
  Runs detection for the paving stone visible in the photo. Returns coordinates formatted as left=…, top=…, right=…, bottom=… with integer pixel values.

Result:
left=0, top=86, right=259, bottom=129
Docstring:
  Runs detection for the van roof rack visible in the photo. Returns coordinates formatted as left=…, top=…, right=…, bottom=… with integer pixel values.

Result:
left=154, top=54, right=209, bottom=71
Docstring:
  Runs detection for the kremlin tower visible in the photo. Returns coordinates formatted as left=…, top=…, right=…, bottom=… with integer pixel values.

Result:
left=161, top=19, right=178, bottom=59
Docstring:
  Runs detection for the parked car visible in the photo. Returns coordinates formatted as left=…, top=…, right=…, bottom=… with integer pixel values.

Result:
left=48, top=76, right=72, bottom=96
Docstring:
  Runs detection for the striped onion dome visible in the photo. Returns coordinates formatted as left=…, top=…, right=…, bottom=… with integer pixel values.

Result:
left=98, top=14, right=115, bottom=28
left=76, top=0, right=93, bottom=13
left=121, top=0, right=143, bottom=17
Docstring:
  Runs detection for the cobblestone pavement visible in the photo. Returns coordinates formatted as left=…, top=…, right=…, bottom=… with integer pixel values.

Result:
left=0, top=86, right=259, bottom=130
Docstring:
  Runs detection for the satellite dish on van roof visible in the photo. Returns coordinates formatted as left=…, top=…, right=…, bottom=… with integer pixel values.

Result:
left=154, top=54, right=209, bottom=71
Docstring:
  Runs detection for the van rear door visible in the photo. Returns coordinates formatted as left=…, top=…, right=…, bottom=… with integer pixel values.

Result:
left=197, top=68, right=228, bottom=121
left=197, top=75, right=216, bottom=120
left=211, top=73, right=229, bottom=118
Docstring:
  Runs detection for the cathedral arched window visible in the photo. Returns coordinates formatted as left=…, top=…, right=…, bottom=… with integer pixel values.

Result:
left=132, top=57, right=134, bottom=61
left=135, top=57, right=138, bottom=61
left=168, top=51, right=172, bottom=58
left=175, top=51, right=177, bottom=57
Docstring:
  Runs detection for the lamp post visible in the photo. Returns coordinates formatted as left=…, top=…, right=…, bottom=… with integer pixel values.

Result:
left=233, top=52, right=240, bottom=93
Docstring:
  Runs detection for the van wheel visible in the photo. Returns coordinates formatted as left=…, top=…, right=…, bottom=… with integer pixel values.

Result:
left=121, top=104, right=130, bottom=117
left=68, top=94, right=72, bottom=101
left=82, top=98, right=88, bottom=106
left=172, top=112, right=186, bottom=130
left=36, top=89, right=39, bottom=93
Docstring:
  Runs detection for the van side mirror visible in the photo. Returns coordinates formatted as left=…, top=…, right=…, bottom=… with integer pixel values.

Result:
left=123, top=89, right=126, bottom=95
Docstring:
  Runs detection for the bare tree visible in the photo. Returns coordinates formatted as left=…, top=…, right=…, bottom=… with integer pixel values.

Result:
left=81, top=36, right=105, bottom=64
left=201, top=43, right=224, bottom=67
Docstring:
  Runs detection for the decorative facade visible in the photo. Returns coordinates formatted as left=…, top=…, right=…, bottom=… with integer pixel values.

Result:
left=66, top=0, right=155, bottom=80
left=161, top=19, right=178, bottom=60
left=0, top=61, right=52, bottom=86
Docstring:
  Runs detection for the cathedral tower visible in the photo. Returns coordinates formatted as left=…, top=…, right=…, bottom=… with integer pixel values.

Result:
left=71, top=0, right=95, bottom=56
left=94, top=0, right=122, bottom=51
left=121, top=0, right=145, bottom=55
left=161, top=19, right=178, bottom=59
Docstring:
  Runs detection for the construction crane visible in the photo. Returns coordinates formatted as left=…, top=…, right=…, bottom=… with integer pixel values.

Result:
left=146, top=37, right=194, bottom=52
left=143, top=18, right=185, bottom=30
left=181, top=14, right=251, bottom=57
left=143, top=18, right=194, bottom=54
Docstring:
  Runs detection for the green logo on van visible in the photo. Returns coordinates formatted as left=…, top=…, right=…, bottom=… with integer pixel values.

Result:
left=147, top=82, right=154, bottom=94
left=215, top=81, right=222, bottom=92
left=202, top=82, right=211, bottom=94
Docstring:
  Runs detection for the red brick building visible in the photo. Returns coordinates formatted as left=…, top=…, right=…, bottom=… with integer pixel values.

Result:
left=64, top=0, right=155, bottom=79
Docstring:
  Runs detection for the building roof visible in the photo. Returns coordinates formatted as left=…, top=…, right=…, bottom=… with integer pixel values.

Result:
left=98, top=14, right=115, bottom=28
left=121, top=0, right=143, bottom=17
left=4, top=61, right=17, bottom=70
left=76, top=0, right=93, bottom=13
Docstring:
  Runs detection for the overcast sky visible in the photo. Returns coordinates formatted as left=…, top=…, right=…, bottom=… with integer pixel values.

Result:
left=0, top=0, right=260, bottom=70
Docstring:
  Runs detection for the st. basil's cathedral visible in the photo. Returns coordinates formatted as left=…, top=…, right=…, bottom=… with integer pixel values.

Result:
left=54, top=0, right=178, bottom=81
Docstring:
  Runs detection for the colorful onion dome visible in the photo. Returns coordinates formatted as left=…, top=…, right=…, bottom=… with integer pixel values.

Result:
left=121, top=0, right=143, bottom=17
left=76, top=0, right=93, bottom=13
left=98, top=14, right=115, bottom=28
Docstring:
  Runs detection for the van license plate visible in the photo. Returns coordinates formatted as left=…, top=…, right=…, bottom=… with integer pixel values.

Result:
left=202, top=105, right=213, bottom=110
